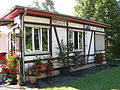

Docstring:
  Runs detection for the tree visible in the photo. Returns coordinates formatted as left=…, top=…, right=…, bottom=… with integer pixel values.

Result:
left=42, top=0, right=55, bottom=11
left=74, top=0, right=97, bottom=20
left=29, top=0, right=41, bottom=9
left=29, top=0, right=55, bottom=12
left=74, top=0, right=120, bottom=57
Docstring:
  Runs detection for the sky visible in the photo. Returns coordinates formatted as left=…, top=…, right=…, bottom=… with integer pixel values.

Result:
left=0, top=0, right=76, bottom=18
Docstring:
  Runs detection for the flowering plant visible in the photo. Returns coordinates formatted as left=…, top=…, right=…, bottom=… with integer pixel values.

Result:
left=0, top=65, right=11, bottom=74
left=27, top=65, right=45, bottom=76
left=0, top=53, right=19, bottom=76
left=95, top=53, right=106, bottom=64
left=6, top=53, right=19, bottom=75
left=26, top=60, right=45, bottom=76
left=26, top=56, right=54, bottom=77
left=44, top=56, right=54, bottom=77
left=73, top=54, right=85, bottom=66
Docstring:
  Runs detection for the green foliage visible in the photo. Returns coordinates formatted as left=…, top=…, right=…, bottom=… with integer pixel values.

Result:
left=75, top=0, right=120, bottom=58
left=25, top=27, right=32, bottom=51
left=42, top=28, right=48, bottom=51
left=42, top=0, right=55, bottom=11
left=29, top=0, right=55, bottom=12
left=56, top=40, right=74, bottom=68
left=56, top=40, right=68, bottom=67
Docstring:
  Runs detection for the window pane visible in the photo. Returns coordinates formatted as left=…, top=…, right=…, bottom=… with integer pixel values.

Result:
left=74, top=31, right=78, bottom=49
left=25, top=27, right=32, bottom=52
left=34, top=29, right=40, bottom=50
left=95, top=34, right=105, bottom=50
left=69, top=31, right=73, bottom=43
left=42, top=28, right=48, bottom=51
left=79, top=32, right=83, bottom=49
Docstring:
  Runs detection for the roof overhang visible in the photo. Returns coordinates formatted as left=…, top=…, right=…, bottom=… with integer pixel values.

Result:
left=1, top=5, right=108, bottom=28
left=0, top=19, right=14, bottom=26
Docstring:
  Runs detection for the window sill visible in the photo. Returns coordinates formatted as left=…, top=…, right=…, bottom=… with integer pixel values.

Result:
left=24, top=51, right=50, bottom=56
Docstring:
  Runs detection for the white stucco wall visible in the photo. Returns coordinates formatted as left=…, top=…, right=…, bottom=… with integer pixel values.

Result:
left=85, top=31, right=95, bottom=55
left=52, top=27, right=67, bottom=57
left=85, top=31, right=95, bottom=63
left=0, top=26, right=12, bottom=53
left=0, top=33, right=8, bottom=52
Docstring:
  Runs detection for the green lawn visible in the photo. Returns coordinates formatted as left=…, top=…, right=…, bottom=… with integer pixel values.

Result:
left=44, top=66, right=120, bottom=90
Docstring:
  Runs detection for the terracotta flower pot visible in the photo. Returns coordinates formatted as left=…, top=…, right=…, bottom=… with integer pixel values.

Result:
left=29, top=76, right=37, bottom=84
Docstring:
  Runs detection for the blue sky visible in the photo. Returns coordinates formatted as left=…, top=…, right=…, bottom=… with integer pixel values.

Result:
left=0, top=0, right=76, bottom=17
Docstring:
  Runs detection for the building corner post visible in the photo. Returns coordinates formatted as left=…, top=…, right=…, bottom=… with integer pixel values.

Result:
left=20, top=8, right=27, bottom=82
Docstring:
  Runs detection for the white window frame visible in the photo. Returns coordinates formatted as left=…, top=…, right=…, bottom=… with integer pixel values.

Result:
left=69, top=30, right=84, bottom=51
left=25, top=26, right=49, bottom=54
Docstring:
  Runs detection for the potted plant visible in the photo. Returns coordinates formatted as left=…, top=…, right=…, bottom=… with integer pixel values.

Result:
left=26, top=65, right=37, bottom=84
left=56, top=40, right=73, bottom=76
left=94, top=53, right=106, bottom=64
left=26, top=60, right=45, bottom=84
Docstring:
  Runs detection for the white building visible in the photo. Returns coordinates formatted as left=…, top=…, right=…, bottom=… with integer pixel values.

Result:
left=0, top=5, right=108, bottom=78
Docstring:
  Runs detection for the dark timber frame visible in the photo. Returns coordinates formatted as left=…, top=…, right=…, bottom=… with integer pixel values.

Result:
left=23, top=19, right=106, bottom=61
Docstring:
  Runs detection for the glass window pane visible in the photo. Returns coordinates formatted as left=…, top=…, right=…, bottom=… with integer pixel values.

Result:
left=42, top=28, right=48, bottom=51
left=74, top=31, right=78, bottom=49
left=69, top=31, right=73, bottom=43
left=79, top=32, right=83, bottom=50
left=95, top=34, right=105, bottom=50
left=34, top=29, right=39, bottom=50
left=25, top=27, right=32, bottom=52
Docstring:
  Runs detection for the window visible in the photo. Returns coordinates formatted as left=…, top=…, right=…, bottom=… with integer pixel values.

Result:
left=95, top=34, right=105, bottom=50
left=42, top=28, right=48, bottom=51
left=25, top=27, right=32, bottom=51
left=25, top=27, right=49, bottom=53
left=69, top=30, right=83, bottom=50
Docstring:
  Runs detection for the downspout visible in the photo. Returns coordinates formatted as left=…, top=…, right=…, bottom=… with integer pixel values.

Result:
left=21, top=8, right=27, bottom=82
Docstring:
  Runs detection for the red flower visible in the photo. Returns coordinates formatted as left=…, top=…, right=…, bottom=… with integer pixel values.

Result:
left=39, top=68, right=44, bottom=71
left=49, top=56, right=53, bottom=58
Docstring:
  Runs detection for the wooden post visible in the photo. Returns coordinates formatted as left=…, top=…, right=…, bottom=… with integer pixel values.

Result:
left=83, top=30, right=86, bottom=55
left=19, top=14, right=25, bottom=77
left=66, top=21, right=69, bottom=67
left=94, top=32, right=96, bottom=55
left=49, top=18, right=52, bottom=56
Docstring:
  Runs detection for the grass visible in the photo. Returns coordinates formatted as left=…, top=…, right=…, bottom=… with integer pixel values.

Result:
left=43, top=66, right=120, bottom=90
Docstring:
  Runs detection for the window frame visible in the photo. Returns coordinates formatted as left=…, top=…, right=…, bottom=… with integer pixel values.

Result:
left=24, top=26, right=49, bottom=54
left=95, top=33, right=105, bottom=51
left=69, top=30, right=84, bottom=51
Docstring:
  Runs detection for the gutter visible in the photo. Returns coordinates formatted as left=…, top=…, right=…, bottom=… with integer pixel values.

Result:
left=21, top=8, right=27, bottom=82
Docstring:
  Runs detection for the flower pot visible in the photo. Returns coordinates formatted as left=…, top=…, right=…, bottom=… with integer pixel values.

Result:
left=29, top=76, right=37, bottom=84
